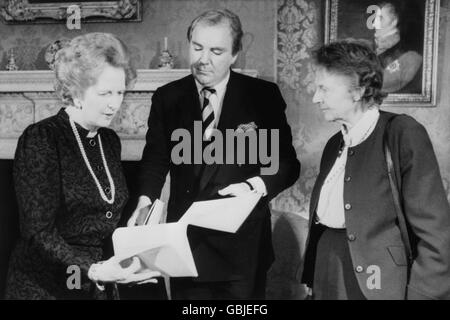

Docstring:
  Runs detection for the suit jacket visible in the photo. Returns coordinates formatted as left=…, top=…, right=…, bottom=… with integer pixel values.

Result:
left=138, top=70, right=300, bottom=282
left=302, top=111, right=450, bottom=299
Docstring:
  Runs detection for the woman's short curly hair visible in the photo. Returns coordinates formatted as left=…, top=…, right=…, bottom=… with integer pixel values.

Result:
left=54, top=32, right=137, bottom=105
left=313, top=40, right=387, bottom=105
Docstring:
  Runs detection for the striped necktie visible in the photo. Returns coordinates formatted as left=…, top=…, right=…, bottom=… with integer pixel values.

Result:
left=201, top=87, right=216, bottom=140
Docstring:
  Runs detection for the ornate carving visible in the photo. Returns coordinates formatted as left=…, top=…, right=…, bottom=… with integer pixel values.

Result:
left=0, top=0, right=142, bottom=23
left=0, top=98, right=33, bottom=137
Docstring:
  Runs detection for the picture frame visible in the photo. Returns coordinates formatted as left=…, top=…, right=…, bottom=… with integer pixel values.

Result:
left=324, top=0, right=440, bottom=107
left=0, top=0, right=142, bottom=24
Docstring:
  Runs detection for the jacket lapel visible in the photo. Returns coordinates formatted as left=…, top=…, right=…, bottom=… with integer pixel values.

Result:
left=181, top=75, right=202, bottom=127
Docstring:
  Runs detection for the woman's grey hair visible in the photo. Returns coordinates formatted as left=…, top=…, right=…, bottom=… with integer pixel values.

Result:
left=313, top=40, right=388, bottom=105
left=54, top=32, right=137, bottom=106
left=187, top=9, right=243, bottom=56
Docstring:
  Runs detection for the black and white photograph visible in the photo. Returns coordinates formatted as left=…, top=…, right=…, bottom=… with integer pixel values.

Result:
left=0, top=0, right=449, bottom=307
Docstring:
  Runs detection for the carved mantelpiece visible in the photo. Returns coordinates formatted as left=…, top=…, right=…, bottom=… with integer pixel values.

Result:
left=0, top=0, right=142, bottom=23
left=0, top=69, right=258, bottom=160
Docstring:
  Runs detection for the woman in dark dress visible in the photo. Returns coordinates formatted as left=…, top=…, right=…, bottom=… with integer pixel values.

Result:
left=5, top=33, right=160, bottom=300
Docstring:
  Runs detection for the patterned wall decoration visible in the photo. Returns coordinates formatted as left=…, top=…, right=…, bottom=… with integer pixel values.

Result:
left=272, top=0, right=323, bottom=219
left=278, top=0, right=318, bottom=91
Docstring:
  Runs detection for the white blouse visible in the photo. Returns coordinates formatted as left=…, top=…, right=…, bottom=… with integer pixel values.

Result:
left=316, top=108, right=380, bottom=228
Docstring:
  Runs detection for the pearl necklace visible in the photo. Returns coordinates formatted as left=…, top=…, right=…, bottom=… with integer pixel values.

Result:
left=69, top=118, right=115, bottom=204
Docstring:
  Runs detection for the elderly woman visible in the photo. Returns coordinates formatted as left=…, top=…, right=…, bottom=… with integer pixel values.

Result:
left=5, top=33, right=159, bottom=300
left=302, top=41, right=450, bottom=300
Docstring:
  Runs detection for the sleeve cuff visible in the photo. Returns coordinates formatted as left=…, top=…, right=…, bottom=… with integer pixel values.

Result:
left=247, top=177, right=267, bottom=196
left=138, top=195, right=152, bottom=208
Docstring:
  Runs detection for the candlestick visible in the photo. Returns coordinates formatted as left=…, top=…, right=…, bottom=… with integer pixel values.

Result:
left=6, top=49, right=19, bottom=71
left=164, top=37, right=168, bottom=51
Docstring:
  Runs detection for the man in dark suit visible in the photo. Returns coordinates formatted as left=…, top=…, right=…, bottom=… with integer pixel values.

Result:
left=128, top=9, right=300, bottom=299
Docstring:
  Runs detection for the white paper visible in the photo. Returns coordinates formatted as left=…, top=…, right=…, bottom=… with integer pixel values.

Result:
left=112, top=192, right=262, bottom=277
left=113, top=223, right=198, bottom=277
left=179, top=192, right=262, bottom=233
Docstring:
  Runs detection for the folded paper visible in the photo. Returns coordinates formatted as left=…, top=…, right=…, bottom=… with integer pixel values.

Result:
left=112, top=192, right=262, bottom=277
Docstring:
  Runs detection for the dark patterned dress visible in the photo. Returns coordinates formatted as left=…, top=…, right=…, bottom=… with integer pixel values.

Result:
left=5, top=108, right=128, bottom=299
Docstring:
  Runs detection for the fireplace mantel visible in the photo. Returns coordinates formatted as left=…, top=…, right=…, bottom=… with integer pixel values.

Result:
left=0, top=69, right=258, bottom=92
left=0, top=69, right=258, bottom=160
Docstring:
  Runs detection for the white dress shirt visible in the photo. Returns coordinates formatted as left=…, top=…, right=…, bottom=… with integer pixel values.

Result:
left=316, top=107, right=380, bottom=228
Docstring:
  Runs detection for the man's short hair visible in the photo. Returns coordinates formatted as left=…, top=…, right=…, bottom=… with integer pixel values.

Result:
left=187, top=9, right=243, bottom=56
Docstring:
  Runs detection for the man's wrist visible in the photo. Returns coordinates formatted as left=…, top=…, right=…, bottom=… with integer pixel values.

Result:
left=138, top=195, right=152, bottom=208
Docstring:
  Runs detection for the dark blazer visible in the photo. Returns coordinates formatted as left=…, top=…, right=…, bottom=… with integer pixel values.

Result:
left=138, top=70, right=300, bottom=282
left=302, top=111, right=450, bottom=300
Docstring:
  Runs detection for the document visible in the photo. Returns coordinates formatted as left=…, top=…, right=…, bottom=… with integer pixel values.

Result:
left=134, top=199, right=165, bottom=226
left=179, top=192, right=262, bottom=233
left=112, top=192, right=262, bottom=277
left=113, top=223, right=197, bottom=277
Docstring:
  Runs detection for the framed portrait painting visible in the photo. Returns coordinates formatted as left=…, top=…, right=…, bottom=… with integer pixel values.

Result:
left=0, top=0, right=142, bottom=23
left=325, top=0, right=440, bottom=107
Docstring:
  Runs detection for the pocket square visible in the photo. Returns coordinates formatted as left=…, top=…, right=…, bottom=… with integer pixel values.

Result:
left=236, top=121, right=258, bottom=132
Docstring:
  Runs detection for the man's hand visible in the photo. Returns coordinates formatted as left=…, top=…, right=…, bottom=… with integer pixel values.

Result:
left=127, top=196, right=152, bottom=227
left=218, top=182, right=253, bottom=197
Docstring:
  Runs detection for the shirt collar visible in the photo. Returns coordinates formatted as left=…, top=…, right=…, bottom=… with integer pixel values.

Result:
left=341, top=107, right=380, bottom=147
left=195, top=69, right=230, bottom=98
